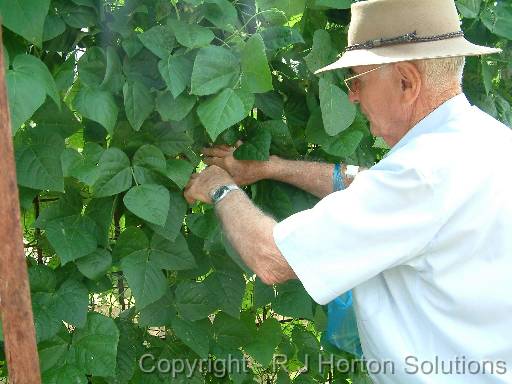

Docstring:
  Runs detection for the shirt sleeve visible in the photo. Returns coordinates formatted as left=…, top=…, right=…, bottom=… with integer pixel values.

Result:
left=272, top=165, right=443, bottom=305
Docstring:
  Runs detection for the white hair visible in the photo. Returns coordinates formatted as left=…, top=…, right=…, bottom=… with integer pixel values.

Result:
left=414, top=56, right=466, bottom=90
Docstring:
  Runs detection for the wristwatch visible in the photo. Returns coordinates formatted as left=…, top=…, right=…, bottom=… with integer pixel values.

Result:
left=209, top=184, right=241, bottom=205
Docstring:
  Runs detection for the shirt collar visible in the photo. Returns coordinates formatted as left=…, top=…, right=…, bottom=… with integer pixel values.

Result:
left=384, top=93, right=471, bottom=157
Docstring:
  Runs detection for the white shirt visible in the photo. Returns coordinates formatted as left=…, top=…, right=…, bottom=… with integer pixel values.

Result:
left=273, top=94, right=512, bottom=383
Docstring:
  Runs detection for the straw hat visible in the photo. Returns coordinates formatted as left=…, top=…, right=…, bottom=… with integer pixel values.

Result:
left=315, top=0, right=501, bottom=73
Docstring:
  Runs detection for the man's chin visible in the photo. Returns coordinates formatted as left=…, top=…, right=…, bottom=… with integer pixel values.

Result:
left=369, top=123, right=379, bottom=137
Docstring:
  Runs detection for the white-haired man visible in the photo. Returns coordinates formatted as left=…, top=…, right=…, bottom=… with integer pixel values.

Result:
left=184, top=0, right=512, bottom=382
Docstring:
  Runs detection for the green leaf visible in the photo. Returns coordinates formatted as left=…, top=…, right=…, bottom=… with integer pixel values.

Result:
left=102, top=46, right=124, bottom=92
left=262, top=120, right=299, bottom=157
left=29, top=265, right=57, bottom=293
left=0, top=0, right=50, bottom=47
left=169, top=18, right=215, bottom=49
left=244, top=319, right=282, bottom=367
left=158, top=53, right=194, bottom=98
left=156, top=91, right=197, bottom=122
left=61, top=5, right=96, bottom=28
left=45, top=215, right=98, bottom=264
left=171, top=317, right=210, bottom=359
left=34, top=101, right=81, bottom=139
left=314, top=0, right=351, bottom=9
left=18, top=186, right=37, bottom=211
left=481, top=59, right=493, bottom=96
left=197, top=88, right=246, bottom=141
left=236, top=88, right=256, bottom=116
left=203, top=0, right=241, bottom=32
left=112, top=227, right=149, bottom=260
left=313, top=305, right=327, bottom=332
left=373, top=136, right=390, bottom=150
left=123, top=184, right=170, bottom=226
left=148, top=191, right=188, bottom=241
left=319, top=78, right=356, bottom=136
left=256, top=0, right=306, bottom=17
left=187, top=209, right=219, bottom=239
left=260, top=26, right=304, bottom=50
left=292, top=327, right=321, bottom=373
left=175, top=280, right=218, bottom=321
left=7, top=54, right=59, bottom=133
left=213, top=312, right=254, bottom=350
left=164, top=159, right=195, bottom=190
left=481, top=2, right=512, bottom=39
left=205, top=270, right=245, bottom=318
left=254, top=277, right=275, bottom=307
left=123, top=80, right=154, bottom=131
left=54, top=279, right=88, bottom=327
left=74, top=87, right=118, bottom=134
left=305, top=30, right=335, bottom=73
left=54, top=55, right=75, bottom=92
left=75, top=248, right=112, bottom=280
left=69, top=143, right=105, bottom=186
left=327, top=129, right=364, bottom=157
left=255, top=92, right=284, bottom=119
left=72, top=313, right=120, bottom=377
left=121, top=253, right=167, bottom=309
left=191, top=46, right=240, bottom=96
left=273, top=280, right=314, bottom=320
left=84, top=197, right=114, bottom=248
left=62, top=149, right=82, bottom=178
left=138, top=25, right=176, bottom=59
left=139, top=290, right=177, bottom=327
left=72, top=0, right=97, bottom=8
left=15, top=131, right=65, bottom=192
left=33, top=187, right=82, bottom=228
left=43, top=14, right=66, bottom=41
left=234, top=129, right=272, bottom=160
left=78, top=47, right=106, bottom=88
left=456, top=0, right=481, bottom=19
left=306, top=108, right=364, bottom=157
left=122, top=35, right=144, bottom=58
left=146, top=122, right=194, bottom=156
left=241, top=34, right=273, bottom=93
left=38, top=333, right=71, bottom=373
left=42, top=365, right=87, bottom=384
left=3, top=44, right=9, bottom=70
left=133, top=144, right=167, bottom=173
left=149, top=233, right=197, bottom=271
left=124, top=48, right=164, bottom=89
left=92, top=148, right=133, bottom=197
left=32, top=293, right=61, bottom=342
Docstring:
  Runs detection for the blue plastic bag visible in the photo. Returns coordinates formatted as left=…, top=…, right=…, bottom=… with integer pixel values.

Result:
left=325, top=290, right=363, bottom=357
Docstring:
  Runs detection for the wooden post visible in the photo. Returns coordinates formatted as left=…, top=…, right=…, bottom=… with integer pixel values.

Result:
left=0, top=28, right=42, bottom=383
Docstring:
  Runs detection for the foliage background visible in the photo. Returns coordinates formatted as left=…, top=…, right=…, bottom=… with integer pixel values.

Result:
left=0, top=0, right=510, bottom=383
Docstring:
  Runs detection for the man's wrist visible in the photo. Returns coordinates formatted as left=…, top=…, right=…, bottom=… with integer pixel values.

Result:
left=209, top=184, right=241, bottom=205
left=261, top=155, right=282, bottom=180
left=213, top=186, right=244, bottom=208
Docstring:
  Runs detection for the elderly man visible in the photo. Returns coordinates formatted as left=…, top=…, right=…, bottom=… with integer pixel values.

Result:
left=184, top=0, right=512, bottom=382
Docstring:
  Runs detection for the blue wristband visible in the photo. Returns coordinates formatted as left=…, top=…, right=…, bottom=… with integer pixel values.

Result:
left=332, top=163, right=346, bottom=192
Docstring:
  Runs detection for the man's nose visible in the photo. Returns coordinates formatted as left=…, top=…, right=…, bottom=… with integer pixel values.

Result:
left=348, top=89, right=359, bottom=104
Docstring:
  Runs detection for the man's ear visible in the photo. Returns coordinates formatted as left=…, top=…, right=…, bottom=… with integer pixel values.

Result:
left=394, top=62, right=422, bottom=105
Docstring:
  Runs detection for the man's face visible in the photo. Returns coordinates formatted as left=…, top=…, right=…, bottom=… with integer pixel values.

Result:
left=347, top=64, right=407, bottom=145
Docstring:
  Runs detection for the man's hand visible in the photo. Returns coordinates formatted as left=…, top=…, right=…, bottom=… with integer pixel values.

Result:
left=201, top=141, right=272, bottom=186
left=184, top=165, right=236, bottom=205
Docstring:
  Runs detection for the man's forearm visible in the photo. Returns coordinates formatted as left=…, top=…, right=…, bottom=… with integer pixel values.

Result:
left=214, top=189, right=297, bottom=284
left=261, top=156, right=360, bottom=198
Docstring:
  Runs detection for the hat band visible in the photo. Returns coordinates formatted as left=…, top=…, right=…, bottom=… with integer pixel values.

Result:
left=345, top=31, right=465, bottom=52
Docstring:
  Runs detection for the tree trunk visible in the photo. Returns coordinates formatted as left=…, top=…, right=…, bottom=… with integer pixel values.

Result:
left=0, top=27, right=42, bottom=384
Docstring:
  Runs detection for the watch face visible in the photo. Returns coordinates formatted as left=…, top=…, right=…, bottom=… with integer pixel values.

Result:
left=213, top=186, right=228, bottom=200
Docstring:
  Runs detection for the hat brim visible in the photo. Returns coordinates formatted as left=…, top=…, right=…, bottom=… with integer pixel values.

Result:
left=315, top=37, right=502, bottom=74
